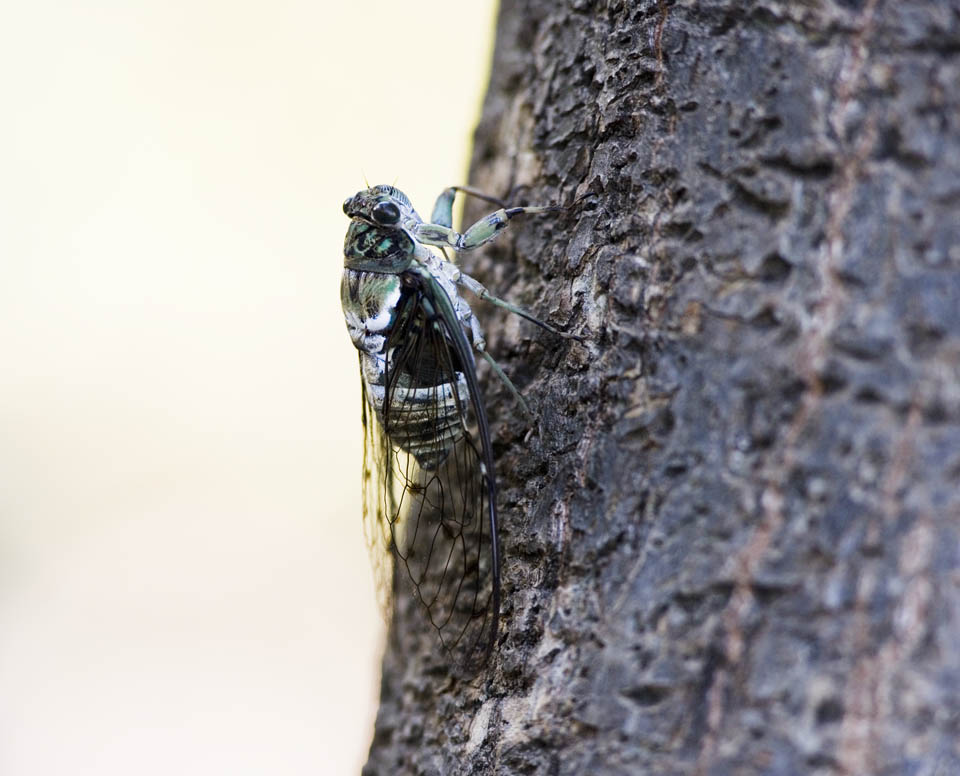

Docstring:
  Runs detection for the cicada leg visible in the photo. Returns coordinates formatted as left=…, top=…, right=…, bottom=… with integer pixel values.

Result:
left=476, top=348, right=533, bottom=420
left=430, top=186, right=509, bottom=228
left=420, top=185, right=584, bottom=418
left=418, top=188, right=582, bottom=340
left=415, top=203, right=563, bottom=254
left=456, top=271, right=583, bottom=343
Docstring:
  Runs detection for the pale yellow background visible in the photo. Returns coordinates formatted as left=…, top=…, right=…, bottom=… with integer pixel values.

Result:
left=0, top=2, right=496, bottom=773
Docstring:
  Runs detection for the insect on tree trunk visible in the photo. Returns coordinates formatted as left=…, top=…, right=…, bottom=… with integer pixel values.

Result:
left=364, top=1, right=960, bottom=774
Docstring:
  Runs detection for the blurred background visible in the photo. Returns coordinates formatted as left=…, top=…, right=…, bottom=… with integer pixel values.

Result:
left=0, top=2, right=496, bottom=773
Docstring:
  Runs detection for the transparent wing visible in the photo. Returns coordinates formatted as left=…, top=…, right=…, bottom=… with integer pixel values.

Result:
left=359, top=363, right=396, bottom=621
left=360, top=274, right=501, bottom=671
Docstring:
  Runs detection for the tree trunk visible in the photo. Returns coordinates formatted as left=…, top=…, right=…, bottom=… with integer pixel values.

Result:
left=364, top=1, right=960, bottom=774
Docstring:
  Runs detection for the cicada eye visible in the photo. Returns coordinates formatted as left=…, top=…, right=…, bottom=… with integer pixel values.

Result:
left=342, top=198, right=352, bottom=215
left=372, top=201, right=401, bottom=225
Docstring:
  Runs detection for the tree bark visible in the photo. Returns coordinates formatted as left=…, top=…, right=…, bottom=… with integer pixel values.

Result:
left=364, top=1, right=960, bottom=774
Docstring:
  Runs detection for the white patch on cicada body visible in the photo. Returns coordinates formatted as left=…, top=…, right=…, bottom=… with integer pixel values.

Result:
left=344, top=307, right=387, bottom=354
left=364, top=282, right=402, bottom=334
left=341, top=270, right=403, bottom=355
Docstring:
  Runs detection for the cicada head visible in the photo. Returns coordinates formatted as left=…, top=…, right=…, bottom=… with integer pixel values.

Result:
left=342, top=185, right=422, bottom=272
left=342, top=185, right=420, bottom=227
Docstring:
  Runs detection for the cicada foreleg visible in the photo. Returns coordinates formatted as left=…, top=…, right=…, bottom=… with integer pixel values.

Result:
left=430, top=186, right=509, bottom=228
left=415, top=203, right=562, bottom=254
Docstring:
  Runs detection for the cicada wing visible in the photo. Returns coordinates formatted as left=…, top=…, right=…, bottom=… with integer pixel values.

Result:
left=374, top=277, right=501, bottom=671
left=359, top=359, right=396, bottom=621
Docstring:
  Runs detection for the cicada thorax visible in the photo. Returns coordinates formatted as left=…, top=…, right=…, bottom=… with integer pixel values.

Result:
left=342, top=221, right=415, bottom=273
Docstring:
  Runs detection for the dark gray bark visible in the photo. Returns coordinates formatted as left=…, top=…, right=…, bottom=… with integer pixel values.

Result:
left=364, top=1, right=960, bottom=774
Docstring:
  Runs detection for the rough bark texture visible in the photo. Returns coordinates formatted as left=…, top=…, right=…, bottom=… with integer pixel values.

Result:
left=364, top=1, right=960, bottom=774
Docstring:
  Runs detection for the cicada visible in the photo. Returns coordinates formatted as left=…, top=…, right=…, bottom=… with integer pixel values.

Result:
left=340, top=183, right=575, bottom=669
